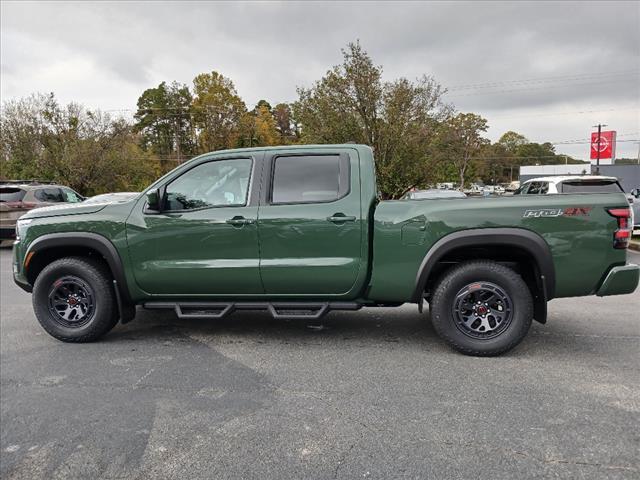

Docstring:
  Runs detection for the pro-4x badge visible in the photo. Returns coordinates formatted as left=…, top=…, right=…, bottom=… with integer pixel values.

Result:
left=523, top=207, right=592, bottom=218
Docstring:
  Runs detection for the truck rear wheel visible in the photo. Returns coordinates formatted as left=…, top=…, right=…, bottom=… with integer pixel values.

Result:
left=430, top=261, right=533, bottom=356
left=32, top=257, right=119, bottom=342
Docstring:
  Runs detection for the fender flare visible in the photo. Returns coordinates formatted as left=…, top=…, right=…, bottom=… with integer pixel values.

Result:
left=411, top=227, right=555, bottom=303
left=25, top=232, right=133, bottom=306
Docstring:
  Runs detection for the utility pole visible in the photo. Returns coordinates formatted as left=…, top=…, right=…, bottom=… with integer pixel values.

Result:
left=592, top=123, right=607, bottom=173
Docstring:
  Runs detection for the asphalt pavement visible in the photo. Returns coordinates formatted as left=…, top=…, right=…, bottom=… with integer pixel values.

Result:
left=1, top=249, right=639, bottom=479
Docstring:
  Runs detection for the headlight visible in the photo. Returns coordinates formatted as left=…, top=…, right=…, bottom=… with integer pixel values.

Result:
left=16, top=218, right=32, bottom=240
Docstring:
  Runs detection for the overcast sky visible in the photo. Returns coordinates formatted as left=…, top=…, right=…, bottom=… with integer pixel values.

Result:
left=2, top=0, right=639, bottom=160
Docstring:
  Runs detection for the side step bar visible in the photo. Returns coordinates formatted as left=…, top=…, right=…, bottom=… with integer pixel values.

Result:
left=143, top=301, right=362, bottom=320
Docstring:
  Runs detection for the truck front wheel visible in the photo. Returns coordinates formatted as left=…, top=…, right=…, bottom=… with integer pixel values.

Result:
left=32, top=257, right=119, bottom=342
left=430, top=261, right=533, bottom=356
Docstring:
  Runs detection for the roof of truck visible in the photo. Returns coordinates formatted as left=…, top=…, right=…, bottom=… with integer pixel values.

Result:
left=0, top=182, right=65, bottom=189
left=192, top=143, right=372, bottom=156
left=523, top=175, right=618, bottom=184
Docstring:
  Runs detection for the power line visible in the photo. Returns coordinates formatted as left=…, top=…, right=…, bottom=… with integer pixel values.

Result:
left=445, top=76, right=639, bottom=98
left=487, top=106, right=640, bottom=120
left=547, top=131, right=639, bottom=144
left=447, top=70, right=639, bottom=91
left=552, top=139, right=638, bottom=145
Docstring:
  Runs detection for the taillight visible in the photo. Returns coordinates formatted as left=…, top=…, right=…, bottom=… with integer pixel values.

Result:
left=3, top=201, right=36, bottom=209
left=607, top=207, right=632, bottom=249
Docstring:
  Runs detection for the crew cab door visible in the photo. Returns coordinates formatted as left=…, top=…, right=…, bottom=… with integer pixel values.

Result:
left=257, top=149, right=363, bottom=296
left=126, top=155, right=263, bottom=295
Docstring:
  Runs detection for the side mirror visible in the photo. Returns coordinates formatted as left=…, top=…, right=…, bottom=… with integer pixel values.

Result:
left=146, top=189, right=162, bottom=212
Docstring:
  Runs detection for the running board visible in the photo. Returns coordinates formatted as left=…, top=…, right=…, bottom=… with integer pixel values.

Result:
left=143, top=301, right=361, bottom=320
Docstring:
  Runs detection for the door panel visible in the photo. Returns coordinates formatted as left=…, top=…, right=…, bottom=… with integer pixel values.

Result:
left=127, top=206, right=261, bottom=295
left=126, top=156, right=263, bottom=296
left=257, top=150, right=363, bottom=296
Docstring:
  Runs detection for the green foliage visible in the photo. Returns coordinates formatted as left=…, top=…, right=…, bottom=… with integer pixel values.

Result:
left=192, top=71, right=247, bottom=152
left=497, top=131, right=528, bottom=153
left=432, top=113, right=489, bottom=188
left=236, top=102, right=281, bottom=148
left=292, top=41, right=451, bottom=198
left=272, top=103, right=298, bottom=144
left=134, top=81, right=195, bottom=169
left=477, top=133, right=584, bottom=184
left=1, top=93, right=160, bottom=195
left=2, top=42, right=597, bottom=197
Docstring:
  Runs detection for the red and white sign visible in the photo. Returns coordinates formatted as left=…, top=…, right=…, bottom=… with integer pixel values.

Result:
left=590, top=130, right=616, bottom=164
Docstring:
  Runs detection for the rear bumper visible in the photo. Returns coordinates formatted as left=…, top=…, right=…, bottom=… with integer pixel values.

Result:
left=596, top=264, right=639, bottom=297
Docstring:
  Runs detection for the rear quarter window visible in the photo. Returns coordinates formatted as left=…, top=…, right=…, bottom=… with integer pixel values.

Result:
left=560, top=181, right=623, bottom=194
left=0, top=188, right=26, bottom=203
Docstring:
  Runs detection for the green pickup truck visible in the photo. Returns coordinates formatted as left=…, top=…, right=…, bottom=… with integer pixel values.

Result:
left=11, top=144, right=639, bottom=355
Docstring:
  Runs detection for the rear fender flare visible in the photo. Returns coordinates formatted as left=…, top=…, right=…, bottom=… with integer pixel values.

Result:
left=412, top=228, right=555, bottom=306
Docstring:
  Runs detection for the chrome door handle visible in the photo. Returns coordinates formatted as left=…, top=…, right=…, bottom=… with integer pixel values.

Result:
left=327, top=214, right=356, bottom=223
left=226, top=216, right=254, bottom=226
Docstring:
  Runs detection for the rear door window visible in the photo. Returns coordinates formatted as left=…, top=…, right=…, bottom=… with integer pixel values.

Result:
left=513, top=184, right=528, bottom=195
left=0, top=188, right=26, bottom=203
left=34, top=188, right=65, bottom=202
left=560, top=180, right=623, bottom=193
left=271, top=154, right=349, bottom=204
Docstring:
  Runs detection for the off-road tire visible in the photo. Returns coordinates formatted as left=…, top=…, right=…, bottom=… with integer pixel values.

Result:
left=32, top=256, right=118, bottom=342
left=430, top=260, right=533, bottom=356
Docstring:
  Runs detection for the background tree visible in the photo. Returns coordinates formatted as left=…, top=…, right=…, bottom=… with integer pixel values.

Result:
left=497, top=131, right=528, bottom=154
left=434, top=113, right=489, bottom=189
left=293, top=41, right=451, bottom=198
left=1, top=93, right=160, bottom=195
left=272, top=103, right=297, bottom=144
left=252, top=103, right=279, bottom=146
left=476, top=131, right=586, bottom=185
left=192, top=71, right=247, bottom=152
left=237, top=101, right=280, bottom=148
left=134, top=81, right=195, bottom=170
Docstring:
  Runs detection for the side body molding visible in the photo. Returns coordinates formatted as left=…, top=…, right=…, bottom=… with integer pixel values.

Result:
left=411, top=228, right=556, bottom=303
left=25, top=232, right=133, bottom=307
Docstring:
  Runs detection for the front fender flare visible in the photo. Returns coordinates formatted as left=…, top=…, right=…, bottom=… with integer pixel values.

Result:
left=25, top=232, right=134, bottom=309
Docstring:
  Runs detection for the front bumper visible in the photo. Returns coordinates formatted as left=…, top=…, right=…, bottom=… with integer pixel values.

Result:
left=596, top=264, right=639, bottom=297
left=12, top=241, right=32, bottom=293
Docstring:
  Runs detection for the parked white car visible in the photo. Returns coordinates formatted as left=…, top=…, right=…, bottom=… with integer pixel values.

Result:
left=516, top=175, right=636, bottom=232
left=515, top=175, right=622, bottom=195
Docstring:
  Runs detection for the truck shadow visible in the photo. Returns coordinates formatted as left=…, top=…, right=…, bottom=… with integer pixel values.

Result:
left=103, top=305, right=635, bottom=360
left=107, top=305, right=441, bottom=348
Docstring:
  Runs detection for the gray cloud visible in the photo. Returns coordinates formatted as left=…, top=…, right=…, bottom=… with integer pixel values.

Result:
left=1, top=1, right=639, bottom=158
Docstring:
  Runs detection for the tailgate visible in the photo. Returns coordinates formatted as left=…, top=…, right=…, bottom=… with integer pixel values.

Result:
left=0, top=203, right=29, bottom=226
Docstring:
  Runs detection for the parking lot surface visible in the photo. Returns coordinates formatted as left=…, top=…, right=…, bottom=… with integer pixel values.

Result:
left=1, top=248, right=639, bottom=479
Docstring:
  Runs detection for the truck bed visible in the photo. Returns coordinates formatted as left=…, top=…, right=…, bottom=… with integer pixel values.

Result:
left=368, top=193, right=629, bottom=302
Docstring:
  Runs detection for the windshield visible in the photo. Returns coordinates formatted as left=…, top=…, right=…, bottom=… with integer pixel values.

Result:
left=0, top=187, right=26, bottom=203
left=513, top=184, right=526, bottom=195
left=560, top=180, right=622, bottom=194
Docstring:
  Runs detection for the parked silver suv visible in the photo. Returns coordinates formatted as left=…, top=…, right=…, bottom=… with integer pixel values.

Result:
left=630, top=187, right=640, bottom=235
left=0, top=181, right=84, bottom=245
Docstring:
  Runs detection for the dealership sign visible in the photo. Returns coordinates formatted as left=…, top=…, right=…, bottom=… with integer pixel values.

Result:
left=590, top=130, right=616, bottom=164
